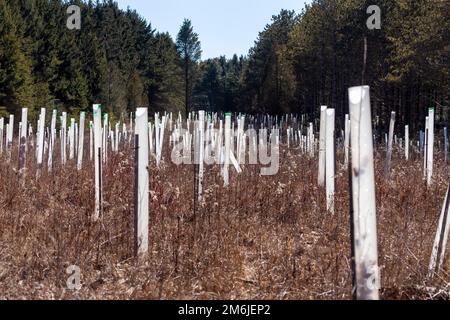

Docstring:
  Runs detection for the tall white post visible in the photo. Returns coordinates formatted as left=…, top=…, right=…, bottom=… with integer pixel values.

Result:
left=102, top=113, right=108, bottom=164
left=134, top=108, right=149, bottom=256
left=89, top=121, right=93, bottom=161
left=37, top=108, right=46, bottom=166
left=318, top=106, right=327, bottom=186
left=405, top=125, right=409, bottom=161
left=61, top=112, right=67, bottom=166
left=344, top=114, right=350, bottom=166
left=424, top=117, right=429, bottom=177
left=18, top=108, right=28, bottom=172
left=224, top=113, right=231, bottom=187
left=325, top=109, right=335, bottom=213
left=7, top=114, right=14, bottom=159
left=48, top=110, right=57, bottom=171
left=93, top=104, right=102, bottom=220
left=428, top=184, right=450, bottom=278
left=444, top=127, right=448, bottom=164
left=77, top=112, right=85, bottom=170
left=349, top=85, right=380, bottom=300
left=69, top=118, right=75, bottom=160
left=198, top=111, right=205, bottom=202
left=385, top=112, right=395, bottom=176
left=427, top=108, right=434, bottom=186
left=0, top=117, right=3, bottom=155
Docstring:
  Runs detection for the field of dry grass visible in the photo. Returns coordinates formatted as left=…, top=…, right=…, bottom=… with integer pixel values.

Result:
left=0, top=141, right=449, bottom=300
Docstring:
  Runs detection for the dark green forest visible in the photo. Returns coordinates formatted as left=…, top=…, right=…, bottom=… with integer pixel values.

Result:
left=0, top=0, right=448, bottom=131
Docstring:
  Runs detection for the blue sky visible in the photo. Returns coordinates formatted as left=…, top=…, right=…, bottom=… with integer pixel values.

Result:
left=116, top=0, right=310, bottom=60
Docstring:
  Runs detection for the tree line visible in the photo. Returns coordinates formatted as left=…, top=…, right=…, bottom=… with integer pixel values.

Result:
left=0, top=0, right=448, bottom=132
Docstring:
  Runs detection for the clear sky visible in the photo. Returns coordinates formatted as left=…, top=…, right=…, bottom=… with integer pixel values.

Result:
left=116, top=0, right=310, bottom=60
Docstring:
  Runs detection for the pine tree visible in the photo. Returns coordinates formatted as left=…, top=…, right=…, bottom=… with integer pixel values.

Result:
left=176, top=19, right=202, bottom=117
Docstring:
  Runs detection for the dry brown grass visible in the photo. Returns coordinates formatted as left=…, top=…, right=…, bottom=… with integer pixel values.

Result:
left=0, top=140, right=449, bottom=300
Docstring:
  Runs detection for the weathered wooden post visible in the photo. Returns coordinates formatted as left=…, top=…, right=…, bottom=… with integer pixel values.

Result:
left=93, top=104, right=102, bottom=220
left=428, top=184, right=450, bottom=278
left=77, top=112, right=85, bottom=170
left=18, top=108, right=28, bottom=173
left=134, top=107, right=149, bottom=256
left=325, top=109, right=335, bottom=213
left=384, top=112, right=395, bottom=176
left=426, top=108, right=434, bottom=186
left=349, top=85, right=380, bottom=300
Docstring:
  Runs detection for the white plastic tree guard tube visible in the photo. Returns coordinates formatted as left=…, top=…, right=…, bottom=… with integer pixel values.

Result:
left=428, top=184, right=450, bottom=278
left=426, top=108, right=434, bottom=186
left=405, top=125, right=409, bottom=161
left=61, top=112, right=67, bottom=165
left=77, top=112, right=85, bottom=170
left=325, top=109, right=335, bottom=213
left=69, top=118, right=75, bottom=160
left=444, top=127, right=448, bottom=164
left=0, top=117, right=4, bottom=155
left=318, top=106, right=328, bottom=186
left=423, top=117, right=429, bottom=177
left=93, top=104, right=103, bottom=220
left=348, top=85, right=380, bottom=300
left=7, top=114, right=14, bottom=159
left=48, top=110, right=57, bottom=172
left=224, top=113, right=231, bottom=187
left=103, top=113, right=108, bottom=164
left=156, top=116, right=166, bottom=166
left=89, top=121, right=93, bottom=161
left=134, top=107, right=149, bottom=256
left=344, top=114, right=350, bottom=167
left=198, top=111, right=205, bottom=202
left=115, top=122, right=120, bottom=152
left=384, top=112, right=395, bottom=176
left=18, top=108, right=28, bottom=172
left=37, top=108, right=46, bottom=166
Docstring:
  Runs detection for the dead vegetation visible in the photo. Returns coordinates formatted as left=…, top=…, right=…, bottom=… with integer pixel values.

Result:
left=0, top=142, right=449, bottom=300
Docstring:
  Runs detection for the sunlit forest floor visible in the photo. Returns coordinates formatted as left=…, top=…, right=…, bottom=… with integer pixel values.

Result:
left=0, top=144, right=449, bottom=300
